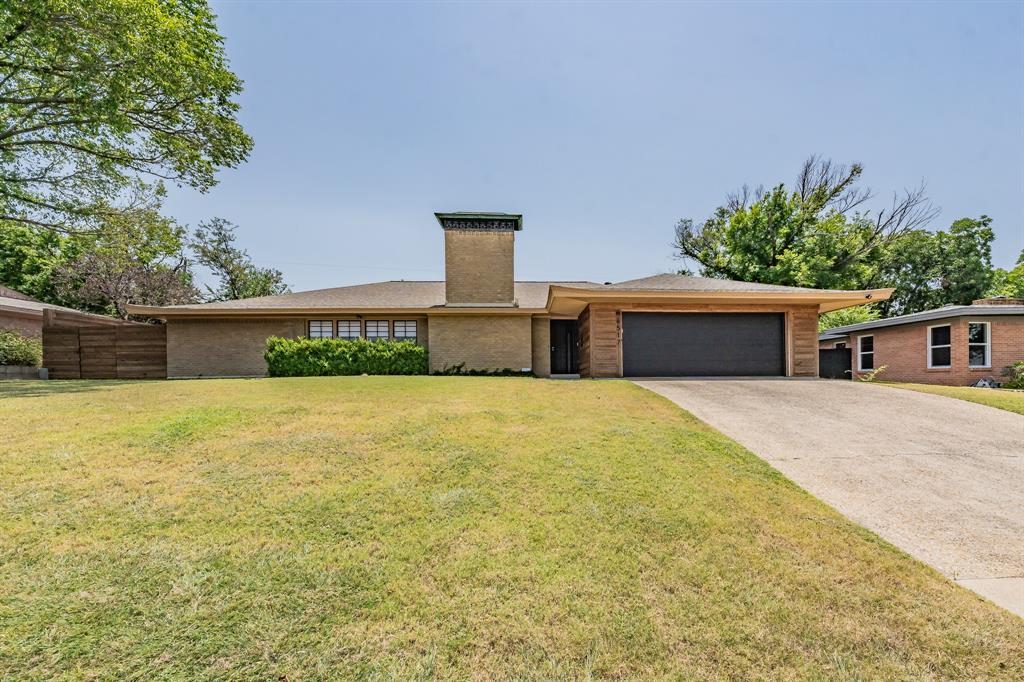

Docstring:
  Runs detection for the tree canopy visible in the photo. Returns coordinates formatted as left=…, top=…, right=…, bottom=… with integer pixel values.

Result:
left=0, top=0, right=252, bottom=233
left=674, top=157, right=937, bottom=290
left=191, top=218, right=289, bottom=301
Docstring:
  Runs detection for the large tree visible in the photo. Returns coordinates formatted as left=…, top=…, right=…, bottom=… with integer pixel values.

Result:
left=190, top=217, right=288, bottom=301
left=53, top=191, right=197, bottom=317
left=674, top=157, right=937, bottom=290
left=872, top=216, right=996, bottom=316
left=988, top=249, right=1024, bottom=299
left=0, top=0, right=252, bottom=233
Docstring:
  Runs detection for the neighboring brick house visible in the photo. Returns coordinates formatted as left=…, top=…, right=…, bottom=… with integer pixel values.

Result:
left=819, top=298, right=1024, bottom=385
left=0, top=285, right=123, bottom=337
left=127, top=212, right=889, bottom=379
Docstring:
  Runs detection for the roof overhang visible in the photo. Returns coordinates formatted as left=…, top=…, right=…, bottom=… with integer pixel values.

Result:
left=545, top=286, right=893, bottom=317
left=125, top=304, right=546, bottom=319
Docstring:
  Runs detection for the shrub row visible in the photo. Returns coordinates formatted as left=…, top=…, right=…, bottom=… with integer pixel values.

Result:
left=264, top=336, right=428, bottom=376
left=0, top=330, right=42, bottom=367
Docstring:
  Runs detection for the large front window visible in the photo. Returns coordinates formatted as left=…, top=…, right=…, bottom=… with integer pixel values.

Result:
left=393, top=320, right=417, bottom=342
left=337, top=320, right=361, bottom=339
left=968, top=322, right=990, bottom=368
left=365, top=320, right=390, bottom=340
left=308, top=320, right=333, bottom=338
left=928, top=325, right=951, bottom=368
left=858, top=335, right=874, bottom=371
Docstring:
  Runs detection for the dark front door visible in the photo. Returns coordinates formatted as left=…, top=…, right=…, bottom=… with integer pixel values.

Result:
left=550, top=320, right=579, bottom=374
left=819, top=348, right=852, bottom=379
left=622, top=312, right=786, bottom=377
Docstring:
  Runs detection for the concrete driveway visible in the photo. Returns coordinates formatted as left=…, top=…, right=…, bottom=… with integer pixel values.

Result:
left=633, top=378, right=1024, bottom=617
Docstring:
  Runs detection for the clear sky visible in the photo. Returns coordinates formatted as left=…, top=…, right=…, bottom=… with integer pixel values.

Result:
left=165, top=0, right=1024, bottom=291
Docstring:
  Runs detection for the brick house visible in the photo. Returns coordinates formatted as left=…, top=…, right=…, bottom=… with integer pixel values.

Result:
left=819, top=298, right=1024, bottom=385
left=1, top=285, right=124, bottom=337
left=127, top=212, right=888, bottom=379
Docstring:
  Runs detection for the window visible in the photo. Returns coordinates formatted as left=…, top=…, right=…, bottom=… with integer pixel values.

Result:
left=337, top=320, right=361, bottom=339
left=928, top=324, right=951, bottom=368
left=834, top=342, right=847, bottom=349
left=393, top=320, right=418, bottom=342
left=968, top=322, right=990, bottom=368
left=308, top=320, right=333, bottom=338
left=857, top=335, right=874, bottom=371
left=365, top=320, right=390, bottom=340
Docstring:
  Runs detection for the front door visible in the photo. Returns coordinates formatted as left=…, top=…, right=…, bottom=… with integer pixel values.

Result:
left=550, top=320, right=579, bottom=374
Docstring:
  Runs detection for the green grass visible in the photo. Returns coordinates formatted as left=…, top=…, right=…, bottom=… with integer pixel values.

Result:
left=881, top=381, right=1024, bottom=416
left=1, top=377, right=1021, bottom=680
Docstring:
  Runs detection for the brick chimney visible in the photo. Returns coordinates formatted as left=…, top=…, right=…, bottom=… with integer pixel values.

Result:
left=436, top=212, right=522, bottom=306
left=972, top=296, right=1024, bottom=306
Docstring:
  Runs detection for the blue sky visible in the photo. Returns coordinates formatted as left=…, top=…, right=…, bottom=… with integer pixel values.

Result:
left=166, top=1, right=1024, bottom=291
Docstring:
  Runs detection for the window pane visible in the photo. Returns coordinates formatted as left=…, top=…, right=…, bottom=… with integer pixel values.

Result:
left=860, top=352, right=874, bottom=370
left=968, top=323, right=987, bottom=344
left=969, top=345, right=987, bottom=367
left=394, top=320, right=417, bottom=340
left=338, top=320, right=360, bottom=339
left=365, top=320, right=389, bottom=339
left=930, top=346, right=951, bottom=367
left=308, top=320, right=333, bottom=338
left=860, top=336, right=873, bottom=353
left=930, top=325, right=951, bottom=346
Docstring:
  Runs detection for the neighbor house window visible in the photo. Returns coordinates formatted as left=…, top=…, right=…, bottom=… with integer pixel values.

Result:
left=968, top=322, right=990, bottom=368
left=928, top=324, right=952, bottom=368
left=365, top=320, right=390, bottom=340
left=308, top=320, right=333, bottom=338
left=393, top=320, right=418, bottom=342
left=337, top=320, right=361, bottom=339
left=857, top=335, right=874, bottom=371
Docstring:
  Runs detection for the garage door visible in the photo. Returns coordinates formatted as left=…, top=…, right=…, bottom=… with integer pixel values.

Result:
left=622, top=312, right=785, bottom=376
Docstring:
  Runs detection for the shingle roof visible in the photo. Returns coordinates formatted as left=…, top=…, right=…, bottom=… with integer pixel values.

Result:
left=560, top=273, right=861, bottom=294
left=155, top=281, right=598, bottom=311
left=819, top=304, right=1024, bottom=339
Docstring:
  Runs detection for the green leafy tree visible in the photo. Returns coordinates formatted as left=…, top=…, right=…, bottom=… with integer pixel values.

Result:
left=190, top=218, right=289, bottom=301
left=987, top=249, right=1024, bottom=299
left=0, top=220, right=85, bottom=303
left=0, top=0, right=252, bottom=233
left=818, top=303, right=880, bottom=333
left=53, top=191, right=197, bottom=317
left=873, top=217, right=996, bottom=315
left=674, top=157, right=937, bottom=290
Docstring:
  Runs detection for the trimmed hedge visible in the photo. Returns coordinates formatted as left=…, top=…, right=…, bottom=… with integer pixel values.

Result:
left=0, top=329, right=42, bottom=367
left=264, top=336, right=428, bottom=377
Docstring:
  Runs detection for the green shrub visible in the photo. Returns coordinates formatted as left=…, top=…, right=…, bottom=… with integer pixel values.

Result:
left=1002, top=361, right=1024, bottom=389
left=264, top=336, right=428, bottom=377
left=0, top=329, right=42, bottom=367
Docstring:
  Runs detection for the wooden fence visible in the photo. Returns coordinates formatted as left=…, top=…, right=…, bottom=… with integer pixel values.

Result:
left=43, top=324, right=167, bottom=379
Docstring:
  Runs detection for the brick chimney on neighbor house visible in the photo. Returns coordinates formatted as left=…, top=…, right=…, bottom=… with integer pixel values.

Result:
left=435, top=212, right=522, bottom=306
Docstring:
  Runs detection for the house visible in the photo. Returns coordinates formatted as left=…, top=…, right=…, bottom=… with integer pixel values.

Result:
left=819, top=297, right=1024, bottom=385
left=0, top=285, right=125, bottom=337
left=126, top=212, right=889, bottom=379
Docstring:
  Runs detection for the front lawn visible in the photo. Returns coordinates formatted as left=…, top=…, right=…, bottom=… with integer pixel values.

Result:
left=882, top=381, right=1024, bottom=416
left=1, top=377, right=1021, bottom=679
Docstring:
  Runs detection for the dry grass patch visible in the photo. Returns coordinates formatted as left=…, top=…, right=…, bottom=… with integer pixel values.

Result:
left=1, top=376, right=1022, bottom=679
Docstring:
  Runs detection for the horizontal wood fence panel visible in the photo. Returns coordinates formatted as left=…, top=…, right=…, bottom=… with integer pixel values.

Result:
left=42, top=324, right=166, bottom=380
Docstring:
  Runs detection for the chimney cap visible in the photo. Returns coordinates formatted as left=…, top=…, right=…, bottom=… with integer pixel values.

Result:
left=435, top=212, right=523, bottom=232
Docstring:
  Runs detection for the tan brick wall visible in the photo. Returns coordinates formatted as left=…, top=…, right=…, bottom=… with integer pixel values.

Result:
left=167, top=318, right=304, bottom=378
left=427, top=315, right=532, bottom=373
left=849, top=316, right=1024, bottom=385
left=579, top=303, right=821, bottom=378
left=444, top=230, right=515, bottom=304
left=531, top=316, right=551, bottom=377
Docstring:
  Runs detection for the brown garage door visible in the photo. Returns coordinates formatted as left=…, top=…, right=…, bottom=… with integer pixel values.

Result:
left=622, top=312, right=785, bottom=376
